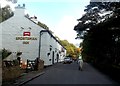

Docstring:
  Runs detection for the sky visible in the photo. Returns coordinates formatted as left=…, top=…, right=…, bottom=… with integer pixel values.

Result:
left=0, top=0, right=90, bottom=47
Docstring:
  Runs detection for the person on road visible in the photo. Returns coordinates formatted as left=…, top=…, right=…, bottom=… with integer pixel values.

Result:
left=78, top=54, right=83, bottom=71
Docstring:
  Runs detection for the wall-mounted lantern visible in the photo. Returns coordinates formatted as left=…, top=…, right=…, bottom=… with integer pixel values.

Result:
left=47, top=53, right=50, bottom=56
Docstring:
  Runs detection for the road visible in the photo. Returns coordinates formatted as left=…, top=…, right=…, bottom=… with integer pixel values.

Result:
left=24, top=62, right=118, bottom=84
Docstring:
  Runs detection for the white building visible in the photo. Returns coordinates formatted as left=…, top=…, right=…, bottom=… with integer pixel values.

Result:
left=0, top=4, right=66, bottom=66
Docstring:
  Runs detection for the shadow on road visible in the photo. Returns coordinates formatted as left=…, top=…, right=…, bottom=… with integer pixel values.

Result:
left=24, top=62, right=119, bottom=84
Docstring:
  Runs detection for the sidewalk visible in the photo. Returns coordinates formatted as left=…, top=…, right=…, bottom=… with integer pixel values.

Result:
left=2, top=70, right=45, bottom=86
left=15, top=70, right=45, bottom=86
left=0, top=68, right=2, bottom=86
left=0, top=60, right=2, bottom=86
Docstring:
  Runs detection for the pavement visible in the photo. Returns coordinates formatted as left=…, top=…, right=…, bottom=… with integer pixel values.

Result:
left=15, top=70, right=45, bottom=86
left=0, top=68, right=2, bottom=86
left=0, top=60, right=2, bottom=86
left=2, top=70, right=45, bottom=86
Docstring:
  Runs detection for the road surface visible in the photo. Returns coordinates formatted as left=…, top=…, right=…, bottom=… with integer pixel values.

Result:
left=23, top=62, right=118, bottom=84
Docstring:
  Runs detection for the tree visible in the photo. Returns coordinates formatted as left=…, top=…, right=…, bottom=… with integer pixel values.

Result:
left=74, top=1, right=120, bottom=66
left=2, top=48, right=12, bottom=60
left=1, top=5, right=14, bottom=23
left=60, top=40, right=80, bottom=59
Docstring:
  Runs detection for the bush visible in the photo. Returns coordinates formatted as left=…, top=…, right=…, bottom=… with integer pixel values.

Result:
left=91, top=63, right=120, bottom=83
left=2, top=48, right=12, bottom=60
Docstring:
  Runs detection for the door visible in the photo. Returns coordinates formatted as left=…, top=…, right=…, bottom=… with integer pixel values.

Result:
left=52, top=51, right=54, bottom=65
left=57, top=53, right=59, bottom=63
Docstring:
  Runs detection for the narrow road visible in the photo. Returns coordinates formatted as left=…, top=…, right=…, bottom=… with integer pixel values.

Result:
left=24, top=62, right=118, bottom=84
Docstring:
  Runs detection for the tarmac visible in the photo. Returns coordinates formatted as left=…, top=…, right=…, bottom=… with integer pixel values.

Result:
left=2, top=70, right=45, bottom=86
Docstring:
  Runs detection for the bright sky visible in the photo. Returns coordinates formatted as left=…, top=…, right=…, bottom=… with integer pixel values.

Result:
left=1, top=0, right=90, bottom=47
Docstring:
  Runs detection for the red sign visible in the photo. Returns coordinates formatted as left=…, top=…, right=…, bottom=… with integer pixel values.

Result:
left=23, top=32, right=31, bottom=36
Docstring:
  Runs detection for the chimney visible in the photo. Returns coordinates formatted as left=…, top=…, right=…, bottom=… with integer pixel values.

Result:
left=14, top=4, right=25, bottom=17
left=12, top=0, right=18, bottom=4
left=30, top=15, right=38, bottom=24
left=34, top=16, right=37, bottom=19
left=23, top=4, right=25, bottom=8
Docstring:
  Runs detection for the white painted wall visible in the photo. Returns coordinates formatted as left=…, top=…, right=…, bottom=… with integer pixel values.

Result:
left=1, top=6, right=44, bottom=62
left=0, top=5, right=66, bottom=66
left=40, top=31, right=66, bottom=65
left=40, top=32, right=52, bottom=65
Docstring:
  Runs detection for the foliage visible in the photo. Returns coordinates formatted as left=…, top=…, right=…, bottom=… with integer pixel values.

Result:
left=60, top=40, right=80, bottom=59
left=74, top=2, right=120, bottom=39
left=0, top=5, right=14, bottom=23
left=0, top=7, right=2, bottom=22
left=74, top=1, right=120, bottom=67
left=2, top=48, right=12, bottom=60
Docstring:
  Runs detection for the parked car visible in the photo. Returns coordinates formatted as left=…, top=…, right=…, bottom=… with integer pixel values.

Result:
left=63, top=57, right=72, bottom=64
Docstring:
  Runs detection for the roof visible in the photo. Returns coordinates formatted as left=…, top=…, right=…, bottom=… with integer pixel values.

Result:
left=1, top=6, right=66, bottom=50
left=40, top=30, right=66, bottom=50
left=25, top=17, right=66, bottom=49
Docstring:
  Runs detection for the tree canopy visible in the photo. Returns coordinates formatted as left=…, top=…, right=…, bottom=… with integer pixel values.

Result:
left=0, top=5, right=14, bottom=23
left=60, top=40, right=81, bottom=59
left=74, top=1, right=120, bottom=67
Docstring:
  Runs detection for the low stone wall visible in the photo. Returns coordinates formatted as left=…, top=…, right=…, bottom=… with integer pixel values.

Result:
left=2, top=59, right=44, bottom=82
left=2, top=65, right=25, bottom=82
left=38, top=59, right=44, bottom=70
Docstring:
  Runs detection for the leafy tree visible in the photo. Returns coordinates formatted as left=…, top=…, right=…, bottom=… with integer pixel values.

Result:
left=74, top=2, right=120, bottom=37
left=74, top=1, right=120, bottom=67
left=2, top=48, right=12, bottom=60
left=60, top=40, right=80, bottom=59
left=0, top=5, right=14, bottom=23
left=0, top=7, right=2, bottom=22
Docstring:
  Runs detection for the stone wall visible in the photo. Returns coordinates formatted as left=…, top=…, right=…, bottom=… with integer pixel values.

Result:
left=38, top=59, right=44, bottom=70
left=2, top=65, right=25, bottom=82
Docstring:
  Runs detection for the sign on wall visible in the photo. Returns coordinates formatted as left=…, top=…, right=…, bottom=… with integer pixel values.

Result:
left=23, top=32, right=31, bottom=36
left=16, top=32, right=37, bottom=44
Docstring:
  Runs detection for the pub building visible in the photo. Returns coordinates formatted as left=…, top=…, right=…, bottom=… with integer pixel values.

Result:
left=0, top=4, right=66, bottom=67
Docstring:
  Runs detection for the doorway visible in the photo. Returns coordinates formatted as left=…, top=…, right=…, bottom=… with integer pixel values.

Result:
left=52, top=51, right=54, bottom=65
left=57, top=53, right=59, bottom=63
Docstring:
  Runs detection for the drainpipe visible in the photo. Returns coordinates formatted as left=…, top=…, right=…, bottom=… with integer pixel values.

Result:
left=38, top=30, right=42, bottom=58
